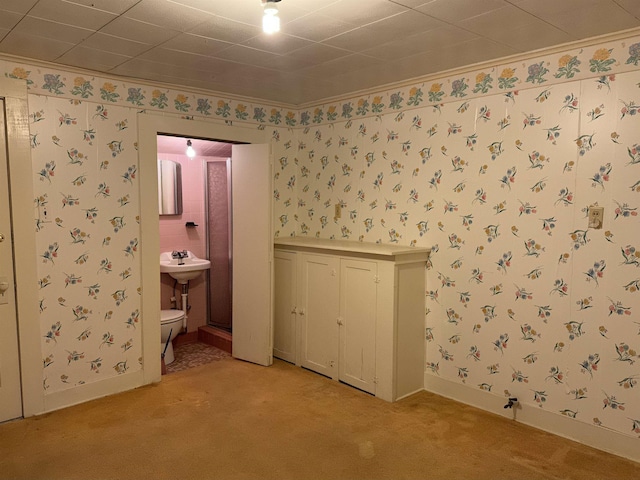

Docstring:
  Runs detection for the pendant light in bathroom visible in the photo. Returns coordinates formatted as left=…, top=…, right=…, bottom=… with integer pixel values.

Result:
left=262, top=0, right=281, bottom=34
left=186, top=139, right=196, bottom=158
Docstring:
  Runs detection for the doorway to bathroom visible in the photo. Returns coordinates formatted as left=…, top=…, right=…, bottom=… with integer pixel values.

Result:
left=139, top=113, right=274, bottom=378
left=157, top=136, right=234, bottom=337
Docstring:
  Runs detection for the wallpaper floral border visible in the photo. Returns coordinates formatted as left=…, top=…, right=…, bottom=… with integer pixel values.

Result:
left=0, top=59, right=299, bottom=128
left=298, top=36, right=640, bottom=128
left=2, top=34, right=640, bottom=130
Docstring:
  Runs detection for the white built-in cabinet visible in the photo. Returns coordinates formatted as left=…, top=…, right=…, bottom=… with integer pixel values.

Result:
left=273, top=237, right=430, bottom=402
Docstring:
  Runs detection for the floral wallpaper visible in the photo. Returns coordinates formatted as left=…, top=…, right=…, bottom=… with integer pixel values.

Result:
left=29, top=95, right=142, bottom=393
left=272, top=70, right=640, bottom=440
left=1, top=59, right=299, bottom=129
left=0, top=29, right=639, bottom=443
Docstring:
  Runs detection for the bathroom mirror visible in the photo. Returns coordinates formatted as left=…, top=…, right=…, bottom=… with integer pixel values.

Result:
left=158, top=159, right=183, bottom=215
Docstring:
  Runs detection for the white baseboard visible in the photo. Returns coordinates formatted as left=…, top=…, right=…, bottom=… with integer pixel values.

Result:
left=424, top=374, right=640, bottom=464
left=39, top=370, right=150, bottom=415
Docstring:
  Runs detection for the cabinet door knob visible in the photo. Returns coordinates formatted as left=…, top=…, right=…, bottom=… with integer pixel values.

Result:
left=299, top=309, right=305, bottom=316
left=291, top=306, right=297, bottom=314
left=337, top=317, right=343, bottom=326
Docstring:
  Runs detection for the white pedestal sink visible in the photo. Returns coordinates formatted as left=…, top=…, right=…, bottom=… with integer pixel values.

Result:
left=160, top=251, right=211, bottom=332
left=160, top=251, right=211, bottom=284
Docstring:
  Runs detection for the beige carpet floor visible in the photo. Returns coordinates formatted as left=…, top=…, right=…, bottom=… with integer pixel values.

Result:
left=0, top=358, right=638, bottom=480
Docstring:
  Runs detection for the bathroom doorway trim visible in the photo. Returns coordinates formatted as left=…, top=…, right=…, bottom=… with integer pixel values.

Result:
left=138, top=113, right=269, bottom=382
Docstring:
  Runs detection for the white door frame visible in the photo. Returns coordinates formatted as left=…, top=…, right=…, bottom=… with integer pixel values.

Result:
left=0, top=77, right=43, bottom=417
left=137, top=113, right=269, bottom=381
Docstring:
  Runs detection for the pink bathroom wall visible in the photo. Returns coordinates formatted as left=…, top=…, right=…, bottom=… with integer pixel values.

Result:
left=158, top=153, right=207, bottom=333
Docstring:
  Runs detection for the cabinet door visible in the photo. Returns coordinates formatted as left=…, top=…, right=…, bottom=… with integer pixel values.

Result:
left=273, top=250, right=297, bottom=364
left=339, top=259, right=377, bottom=394
left=299, top=253, right=339, bottom=379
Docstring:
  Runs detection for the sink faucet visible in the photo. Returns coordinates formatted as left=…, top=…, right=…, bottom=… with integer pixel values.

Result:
left=171, top=250, right=188, bottom=265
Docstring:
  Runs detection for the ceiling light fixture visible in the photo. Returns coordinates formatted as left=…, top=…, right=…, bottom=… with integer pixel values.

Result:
left=186, top=139, right=196, bottom=158
left=262, top=0, right=281, bottom=34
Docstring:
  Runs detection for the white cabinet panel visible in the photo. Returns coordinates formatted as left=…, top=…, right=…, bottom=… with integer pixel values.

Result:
left=339, top=259, right=377, bottom=394
left=299, top=253, right=340, bottom=379
left=274, top=251, right=297, bottom=364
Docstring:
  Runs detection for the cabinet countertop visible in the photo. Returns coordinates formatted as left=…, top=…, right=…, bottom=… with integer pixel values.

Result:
left=274, top=236, right=430, bottom=259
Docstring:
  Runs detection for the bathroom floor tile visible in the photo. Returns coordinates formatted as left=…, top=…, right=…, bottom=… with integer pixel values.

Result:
left=166, top=342, right=230, bottom=374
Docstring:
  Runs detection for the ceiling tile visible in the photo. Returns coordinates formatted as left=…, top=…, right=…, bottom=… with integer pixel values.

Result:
left=485, top=19, right=573, bottom=52
left=283, top=12, right=356, bottom=42
left=322, top=26, right=380, bottom=51
left=0, top=9, right=22, bottom=29
left=159, top=33, right=232, bottom=56
left=287, top=43, right=352, bottom=64
left=258, top=3, right=313, bottom=26
left=616, top=0, right=640, bottom=18
left=187, top=16, right=262, bottom=44
left=517, top=1, right=640, bottom=38
left=63, top=0, right=141, bottom=15
left=415, top=0, right=509, bottom=23
left=57, top=46, right=131, bottom=70
left=211, top=45, right=285, bottom=69
left=0, top=31, right=75, bottom=61
left=123, top=0, right=213, bottom=31
left=100, top=17, right=180, bottom=44
left=168, top=0, right=317, bottom=28
left=390, top=0, right=437, bottom=7
left=298, top=53, right=385, bottom=79
left=242, top=33, right=314, bottom=55
left=456, top=5, right=542, bottom=33
left=29, top=0, right=117, bottom=30
left=79, top=33, right=152, bottom=57
left=138, top=47, right=227, bottom=72
left=361, top=24, right=478, bottom=60
left=15, top=16, right=94, bottom=44
left=167, top=0, right=262, bottom=26
left=515, top=0, right=601, bottom=17
left=267, top=54, right=317, bottom=72
left=316, top=0, right=409, bottom=26
left=329, top=63, right=402, bottom=92
left=112, top=57, right=204, bottom=79
left=0, top=0, right=38, bottom=14
left=392, top=36, right=518, bottom=77
left=357, top=10, right=446, bottom=40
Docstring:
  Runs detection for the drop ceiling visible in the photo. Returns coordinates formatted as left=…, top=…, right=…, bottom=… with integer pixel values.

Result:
left=1, top=0, right=639, bottom=106
left=157, top=134, right=233, bottom=156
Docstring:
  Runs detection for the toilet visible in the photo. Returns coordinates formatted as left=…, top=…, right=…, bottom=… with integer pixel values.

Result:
left=161, top=309, right=184, bottom=365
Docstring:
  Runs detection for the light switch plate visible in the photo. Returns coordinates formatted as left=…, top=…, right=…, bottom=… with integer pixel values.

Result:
left=334, top=203, right=341, bottom=219
left=588, top=206, right=604, bottom=229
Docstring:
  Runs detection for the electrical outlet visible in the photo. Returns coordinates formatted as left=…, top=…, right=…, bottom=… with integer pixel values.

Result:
left=588, top=206, right=604, bottom=229
left=334, top=203, right=341, bottom=219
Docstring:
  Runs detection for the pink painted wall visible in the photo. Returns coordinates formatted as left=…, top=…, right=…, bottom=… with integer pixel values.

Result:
left=158, top=153, right=207, bottom=333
